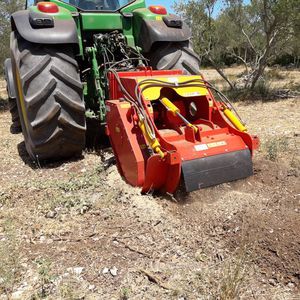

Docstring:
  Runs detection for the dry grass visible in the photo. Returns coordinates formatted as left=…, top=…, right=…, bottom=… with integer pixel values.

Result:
left=201, top=66, right=300, bottom=94
left=263, top=136, right=290, bottom=161
left=0, top=222, right=21, bottom=296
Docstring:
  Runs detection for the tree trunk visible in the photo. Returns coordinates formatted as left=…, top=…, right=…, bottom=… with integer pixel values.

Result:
left=250, top=32, right=277, bottom=89
left=207, top=56, right=236, bottom=90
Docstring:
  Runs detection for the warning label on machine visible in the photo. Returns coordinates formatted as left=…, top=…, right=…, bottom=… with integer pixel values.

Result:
left=207, top=141, right=227, bottom=148
left=195, top=141, right=227, bottom=151
left=194, top=144, right=209, bottom=151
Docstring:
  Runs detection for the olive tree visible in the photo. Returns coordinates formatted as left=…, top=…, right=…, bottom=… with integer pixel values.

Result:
left=175, top=0, right=300, bottom=89
left=0, top=0, right=23, bottom=74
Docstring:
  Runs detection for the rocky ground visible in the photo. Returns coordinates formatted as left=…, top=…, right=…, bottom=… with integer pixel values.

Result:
left=0, top=69, right=299, bottom=300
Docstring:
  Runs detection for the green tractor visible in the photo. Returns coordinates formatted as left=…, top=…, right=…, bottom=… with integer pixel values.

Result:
left=5, top=0, right=200, bottom=161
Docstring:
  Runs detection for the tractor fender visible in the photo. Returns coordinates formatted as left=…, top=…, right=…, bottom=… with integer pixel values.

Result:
left=4, top=58, right=16, bottom=99
left=11, top=10, right=79, bottom=45
left=137, top=18, right=191, bottom=53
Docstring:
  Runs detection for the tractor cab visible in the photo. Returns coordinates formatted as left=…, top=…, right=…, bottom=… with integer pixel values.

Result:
left=57, top=0, right=129, bottom=11
left=27, top=0, right=142, bottom=11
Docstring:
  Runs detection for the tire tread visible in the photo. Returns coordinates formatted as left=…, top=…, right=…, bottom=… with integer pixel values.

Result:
left=11, top=34, right=86, bottom=160
left=149, top=41, right=200, bottom=75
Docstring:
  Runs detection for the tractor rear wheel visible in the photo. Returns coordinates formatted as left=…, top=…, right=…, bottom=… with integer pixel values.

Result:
left=11, top=32, right=86, bottom=161
left=148, top=41, right=201, bottom=75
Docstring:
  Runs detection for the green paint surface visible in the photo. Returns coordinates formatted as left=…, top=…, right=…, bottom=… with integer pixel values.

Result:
left=28, top=0, right=173, bottom=121
left=81, top=13, right=123, bottom=30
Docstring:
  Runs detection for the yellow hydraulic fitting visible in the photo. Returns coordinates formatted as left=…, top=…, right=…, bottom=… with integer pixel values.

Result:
left=223, top=108, right=247, bottom=132
left=160, top=97, right=198, bottom=133
left=186, top=123, right=199, bottom=133
left=139, top=120, right=165, bottom=158
left=161, top=97, right=180, bottom=116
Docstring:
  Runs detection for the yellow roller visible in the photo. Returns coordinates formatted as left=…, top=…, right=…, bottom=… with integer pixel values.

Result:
left=223, top=108, right=247, bottom=132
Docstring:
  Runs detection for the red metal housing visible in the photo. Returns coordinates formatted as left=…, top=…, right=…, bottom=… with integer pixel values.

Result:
left=106, top=69, right=259, bottom=193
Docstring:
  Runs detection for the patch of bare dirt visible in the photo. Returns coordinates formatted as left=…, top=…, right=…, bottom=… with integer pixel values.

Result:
left=0, top=76, right=299, bottom=299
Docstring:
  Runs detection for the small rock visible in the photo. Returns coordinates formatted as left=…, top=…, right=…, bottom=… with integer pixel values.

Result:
left=45, top=211, right=57, bottom=219
left=91, top=209, right=101, bottom=216
left=110, top=266, right=118, bottom=277
left=102, top=267, right=109, bottom=274
left=233, top=226, right=240, bottom=233
left=73, top=267, right=84, bottom=275
left=11, top=282, right=29, bottom=299
left=80, top=206, right=89, bottom=214
left=268, top=278, right=277, bottom=286
left=11, top=290, right=24, bottom=299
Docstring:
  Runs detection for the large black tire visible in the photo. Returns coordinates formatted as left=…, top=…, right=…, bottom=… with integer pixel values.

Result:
left=11, top=32, right=86, bottom=161
left=148, top=41, right=201, bottom=75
